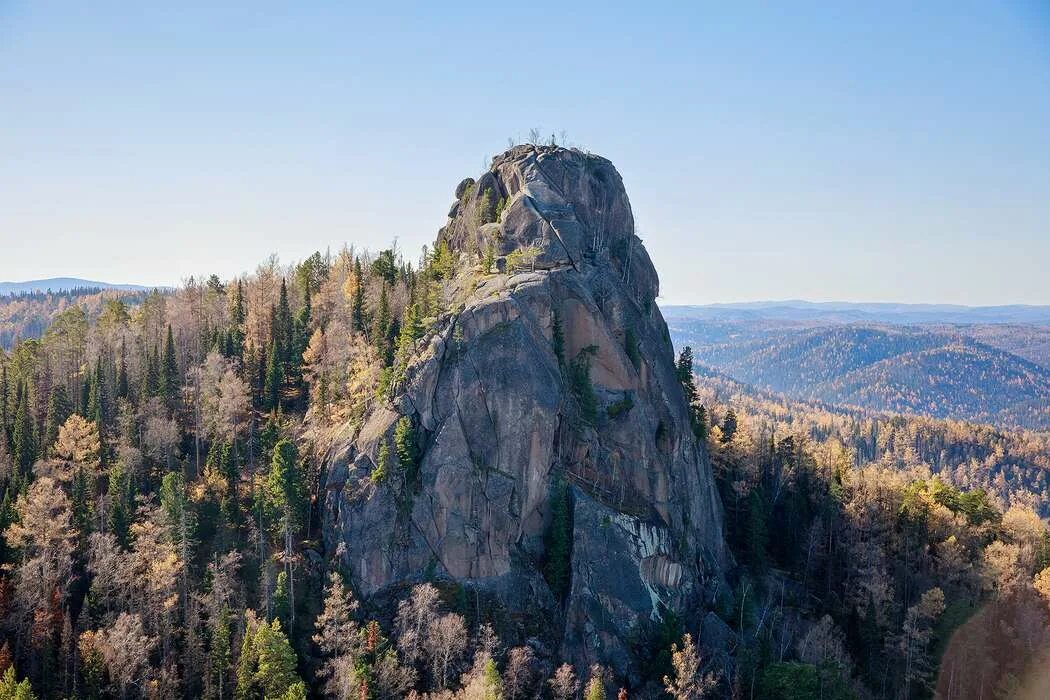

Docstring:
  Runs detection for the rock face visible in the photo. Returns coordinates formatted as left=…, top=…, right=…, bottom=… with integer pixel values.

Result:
left=322, top=145, right=726, bottom=681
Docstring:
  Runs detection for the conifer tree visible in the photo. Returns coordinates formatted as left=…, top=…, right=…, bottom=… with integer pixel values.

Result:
left=551, top=310, right=565, bottom=366
left=720, top=409, right=738, bottom=444
left=89, top=355, right=110, bottom=430
left=160, top=325, right=179, bottom=405
left=11, top=383, right=35, bottom=484
left=0, top=363, right=8, bottom=435
left=264, top=344, right=282, bottom=412
left=394, top=416, right=419, bottom=486
left=276, top=279, right=294, bottom=371
left=351, top=258, right=365, bottom=334
left=107, top=461, right=133, bottom=547
left=79, top=376, right=90, bottom=418
left=273, top=570, right=290, bottom=627
left=543, top=478, right=572, bottom=599
left=71, top=466, right=93, bottom=543
left=209, top=606, right=233, bottom=700
left=372, top=287, right=391, bottom=363
left=116, top=340, right=129, bottom=400
left=267, top=439, right=304, bottom=627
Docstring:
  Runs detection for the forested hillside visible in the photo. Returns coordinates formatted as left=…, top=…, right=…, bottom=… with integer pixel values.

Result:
left=1, top=147, right=1050, bottom=700
left=0, top=288, right=156, bottom=351
left=693, top=370, right=1050, bottom=516
left=668, top=322, right=1050, bottom=429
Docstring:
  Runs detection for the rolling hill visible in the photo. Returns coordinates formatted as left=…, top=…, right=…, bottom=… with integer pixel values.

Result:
left=668, top=320, right=1050, bottom=429
left=0, top=277, right=153, bottom=295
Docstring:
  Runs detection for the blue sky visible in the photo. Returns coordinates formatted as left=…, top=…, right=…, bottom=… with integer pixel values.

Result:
left=1, top=2, right=1048, bottom=304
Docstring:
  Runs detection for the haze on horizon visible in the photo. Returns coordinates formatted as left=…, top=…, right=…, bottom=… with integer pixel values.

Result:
left=1, top=2, right=1048, bottom=306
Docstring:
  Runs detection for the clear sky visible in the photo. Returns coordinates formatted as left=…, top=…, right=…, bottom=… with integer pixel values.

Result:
left=2, top=2, right=1048, bottom=305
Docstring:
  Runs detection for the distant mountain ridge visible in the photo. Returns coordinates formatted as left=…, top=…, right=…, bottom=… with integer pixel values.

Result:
left=0, top=277, right=155, bottom=296
left=669, top=320, right=1050, bottom=430
left=664, top=300, right=1050, bottom=324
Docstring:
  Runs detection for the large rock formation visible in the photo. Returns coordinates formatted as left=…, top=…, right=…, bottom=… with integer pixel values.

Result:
left=322, top=145, right=726, bottom=681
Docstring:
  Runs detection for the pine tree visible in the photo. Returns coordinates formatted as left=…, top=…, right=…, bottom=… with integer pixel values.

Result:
left=107, top=460, right=133, bottom=547
left=551, top=310, right=565, bottom=366
left=396, top=303, right=424, bottom=362
left=0, top=666, right=38, bottom=699
left=276, top=279, right=294, bottom=371
left=230, top=280, right=246, bottom=360
left=273, top=570, right=290, bottom=627
left=116, top=340, right=129, bottom=400
left=160, top=325, right=179, bottom=405
left=71, top=466, right=93, bottom=543
left=210, top=607, right=233, bottom=700
left=11, top=383, right=35, bottom=484
left=543, top=478, right=572, bottom=599
left=253, top=619, right=302, bottom=699
left=720, top=409, right=738, bottom=444
left=584, top=668, right=607, bottom=700
left=746, top=489, right=769, bottom=574
left=89, top=355, right=110, bottom=429
left=0, top=363, right=8, bottom=435
left=264, top=343, right=282, bottom=412
left=675, top=347, right=697, bottom=404
left=394, top=416, right=419, bottom=487
left=290, top=290, right=311, bottom=390
left=351, top=258, right=365, bottom=334
left=267, top=440, right=304, bottom=626
left=372, top=287, right=391, bottom=364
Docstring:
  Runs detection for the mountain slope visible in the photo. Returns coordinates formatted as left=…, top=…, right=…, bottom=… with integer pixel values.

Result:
left=815, top=343, right=1050, bottom=427
left=664, top=300, right=1050, bottom=325
left=0, top=277, right=153, bottom=295
left=671, top=322, right=1050, bottom=429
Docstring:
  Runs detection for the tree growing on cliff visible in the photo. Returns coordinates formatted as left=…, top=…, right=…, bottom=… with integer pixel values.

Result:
left=543, top=478, right=573, bottom=600
left=267, top=440, right=305, bottom=627
left=394, top=416, right=420, bottom=486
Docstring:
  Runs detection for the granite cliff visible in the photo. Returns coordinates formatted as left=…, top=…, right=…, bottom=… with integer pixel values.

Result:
left=322, top=145, right=726, bottom=680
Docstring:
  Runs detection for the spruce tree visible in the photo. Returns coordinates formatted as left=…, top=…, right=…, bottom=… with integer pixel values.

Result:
left=160, top=325, right=179, bottom=405
left=396, top=303, right=424, bottom=361
left=351, top=257, right=365, bottom=333
left=116, top=340, right=129, bottom=400
left=71, top=466, right=93, bottom=542
left=107, top=461, right=133, bottom=547
left=551, top=310, right=565, bottom=366
left=291, top=290, right=311, bottom=389
left=276, top=279, right=294, bottom=370
left=11, top=383, right=35, bottom=484
left=0, top=364, right=8, bottom=435
left=267, top=440, right=304, bottom=628
left=720, top=409, right=738, bottom=444
left=394, top=416, right=419, bottom=486
left=543, top=478, right=573, bottom=599
left=264, top=343, right=282, bottom=411
left=675, top=347, right=697, bottom=404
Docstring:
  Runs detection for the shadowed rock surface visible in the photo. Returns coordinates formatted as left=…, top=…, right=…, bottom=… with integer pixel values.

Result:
left=322, top=144, right=726, bottom=681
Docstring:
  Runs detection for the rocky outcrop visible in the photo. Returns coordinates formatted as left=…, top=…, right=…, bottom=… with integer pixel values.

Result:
left=322, top=145, right=726, bottom=682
